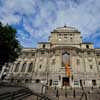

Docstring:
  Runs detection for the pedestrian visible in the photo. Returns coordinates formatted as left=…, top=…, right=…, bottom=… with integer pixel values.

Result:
left=56, top=88, right=60, bottom=100
left=91, top=86, right=93, bottom=90
left=54, top=86, right=57, bottom=90
left=73, top=88, right=76, bottom=98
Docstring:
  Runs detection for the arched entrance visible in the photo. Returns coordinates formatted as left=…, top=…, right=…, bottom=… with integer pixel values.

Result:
left=62, top=51, right=70, bottom=87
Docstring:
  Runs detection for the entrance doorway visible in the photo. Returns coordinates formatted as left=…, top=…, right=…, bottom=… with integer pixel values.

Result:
left=92, top=80, right=96, bottom=86
left=62, top=77, right=70, bottom=86
left=49, top=79, right=52, bottom=86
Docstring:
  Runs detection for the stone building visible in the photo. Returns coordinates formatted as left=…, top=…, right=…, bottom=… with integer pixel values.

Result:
left=5, top=26, right=100, bottom=88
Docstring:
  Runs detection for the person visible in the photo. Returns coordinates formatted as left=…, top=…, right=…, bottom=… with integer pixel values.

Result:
left=54, top=86, right=57, bottom=90
left=56, top=88, right=60, bottom=100
left=73, top=88, right=76, bottom=98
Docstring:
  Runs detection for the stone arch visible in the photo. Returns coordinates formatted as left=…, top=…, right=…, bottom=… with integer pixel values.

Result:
left=21, top=62, right=27, bottom=72
left=14, top=62, right=20, bottom=72
left=28, top=62, right=33, bottom=72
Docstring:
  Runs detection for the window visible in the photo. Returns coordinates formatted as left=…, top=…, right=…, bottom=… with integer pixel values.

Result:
left=43, top=44, right=45, bottom=48
left=70, top=37, right=72, bottom=39
left=21, top=62, right=27, bottom=72
left=86, top=45, right=89, bottom=49
left=70, top=34, right=72, bottom=36
left=28, top=63, right=33, bottom=72
left=32, top=53, right=35, bottom=56
left=14, top=63, right=20, bottom=72
left=64, top=34, right=67, bottom=36
left=70, top=37, right=73, bottom=42
left=90, top=65, right=93, bottom=69
left=35, top=79, right=40, bottom=83
left=87, top=52, right=90, bottom=55
left=92, top=80, right=96, bottom=86
left=64, top=37, right=67, bottom=39
left=59, top=34, right=61, bottom=36
left=39, top=65, right=42, bottom=69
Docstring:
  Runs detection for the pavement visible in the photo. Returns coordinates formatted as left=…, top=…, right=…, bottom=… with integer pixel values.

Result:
left=25, top=83, right=100, bottom=100
left=0, top=81, right=100, bottom=100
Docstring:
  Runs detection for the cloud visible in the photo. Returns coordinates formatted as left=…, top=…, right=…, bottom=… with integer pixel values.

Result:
left=0, top=0, right=100, bottom=47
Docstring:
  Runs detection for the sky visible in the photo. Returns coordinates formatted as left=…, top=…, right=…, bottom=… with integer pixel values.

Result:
left=0, top=0, right=100, bottom=48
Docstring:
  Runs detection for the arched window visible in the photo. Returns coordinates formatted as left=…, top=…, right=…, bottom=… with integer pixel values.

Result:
left=21, top=62, right=27, bottom=72
left=28, top=63, right=33, bottom=72
left=43, top=44, right=45, bottom=48
left=39, top=65, right=42, bottom=69
left=98, top=62, right=100, bottom=65
left=14, top=63, right=20, bottom=72
left=86, top=45, right=89, bottom=48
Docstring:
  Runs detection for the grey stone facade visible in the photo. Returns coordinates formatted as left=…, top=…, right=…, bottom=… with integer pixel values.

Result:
left=4, top=26, right=100, bottom=88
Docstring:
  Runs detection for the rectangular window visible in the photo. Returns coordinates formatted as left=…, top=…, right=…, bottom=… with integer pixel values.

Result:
left=64, top=37, right=67, bottom=39
left=90, top=65, right=93, bottom=69
left=92, top=80, right=96, bottom=86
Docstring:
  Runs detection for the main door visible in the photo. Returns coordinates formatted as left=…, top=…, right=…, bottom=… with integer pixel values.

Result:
left=62, top=77, right=70, bottom=86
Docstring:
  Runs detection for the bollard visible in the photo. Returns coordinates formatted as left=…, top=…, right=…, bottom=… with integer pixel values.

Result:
left=65, top=87, right=67, bottom=98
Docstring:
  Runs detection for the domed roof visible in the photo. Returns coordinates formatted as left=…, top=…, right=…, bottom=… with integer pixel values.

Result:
left=53, top=25, right=79, bottom=33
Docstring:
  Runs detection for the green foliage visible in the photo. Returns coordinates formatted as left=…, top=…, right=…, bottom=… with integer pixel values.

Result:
left=0, top=22, right=21, bottom=70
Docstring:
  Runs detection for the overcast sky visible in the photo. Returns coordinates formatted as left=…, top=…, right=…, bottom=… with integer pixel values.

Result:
left=0, top=0, right=100, bottom=48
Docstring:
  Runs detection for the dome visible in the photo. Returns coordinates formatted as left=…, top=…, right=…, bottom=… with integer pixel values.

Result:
left=53, top=25, right=79, bottom=33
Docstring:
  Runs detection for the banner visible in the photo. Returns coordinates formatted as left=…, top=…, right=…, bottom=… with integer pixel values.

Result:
left=62, top=52, right=71, bottom=77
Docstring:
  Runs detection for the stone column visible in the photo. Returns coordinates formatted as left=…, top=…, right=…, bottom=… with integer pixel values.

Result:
left=12, top=63, right=17, bottom=72
left=0, top=65, right=6, bottom=79
left=25, top=62, right=30, bottom=73
left=9, top=64, right=14, bottom=72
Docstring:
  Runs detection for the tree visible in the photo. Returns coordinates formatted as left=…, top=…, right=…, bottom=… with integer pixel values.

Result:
left=0, top=22, right=21, bottom=70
